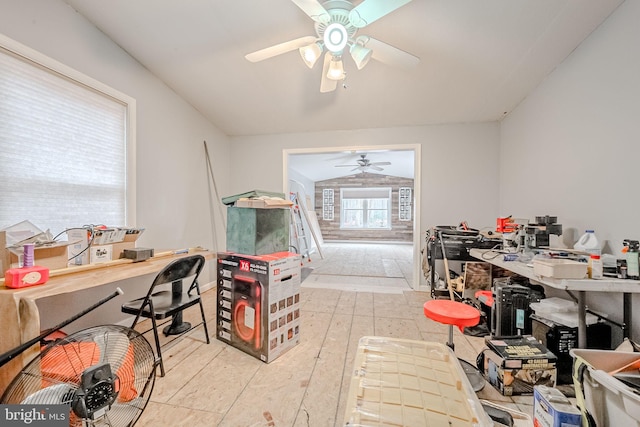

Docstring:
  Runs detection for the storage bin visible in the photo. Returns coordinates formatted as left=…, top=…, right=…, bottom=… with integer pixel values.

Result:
left=344, top=337, right=493, bottom=426
left=571, top=348, right=640, bottom=427
left=533, top=259, right=587, bottom=279
left=532, top=297, right=577, bottom=313
left=530, top=304, right=600, bottom=328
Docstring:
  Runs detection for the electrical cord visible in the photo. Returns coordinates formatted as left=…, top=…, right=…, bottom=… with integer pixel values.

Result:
left=53, top=224, right=103, bottom=262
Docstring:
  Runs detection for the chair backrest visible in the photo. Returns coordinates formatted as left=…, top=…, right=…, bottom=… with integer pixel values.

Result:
left=148, top=254, right=205, bottom=294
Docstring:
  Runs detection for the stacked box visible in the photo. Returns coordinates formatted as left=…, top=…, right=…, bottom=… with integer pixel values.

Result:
left=216, top=251, right=301, bottom=363
left=226, top=207, right=290, bottom=255
left=483, top=335, right=557, bottom=395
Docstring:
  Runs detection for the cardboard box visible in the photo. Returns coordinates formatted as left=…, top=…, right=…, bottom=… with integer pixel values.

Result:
left=216, top=251, right=301, bottom=363
left=8, top=241, right=73, bottom=272
left=533, top=385, right=581, bottom=427
left=235, top=197, right=293, bottom=209
left=67, top=228, right=91, bottom=265
left=222, top=190, right=286, bottom=206
left=68, top=227, right=143, bottom=266
left=90, top=245, right=113, bottom=263
left=226, top=207, right=290, bottom=255
left=483, top=335, right=557, bottom=395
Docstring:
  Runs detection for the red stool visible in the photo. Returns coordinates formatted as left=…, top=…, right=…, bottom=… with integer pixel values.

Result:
left=423, top=299, right=480, bottom=351
left=424, top=299, right=485, bottom=392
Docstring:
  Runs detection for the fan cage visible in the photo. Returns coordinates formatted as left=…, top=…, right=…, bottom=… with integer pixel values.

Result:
left=1, top=325, right=156, bottom=427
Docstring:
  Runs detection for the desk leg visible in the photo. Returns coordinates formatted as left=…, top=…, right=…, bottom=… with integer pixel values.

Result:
left=624, top=292, right=632, bottom=341
left=0, top=297, right=40, bottom=397
left=578, top=291, right=587, bottom=348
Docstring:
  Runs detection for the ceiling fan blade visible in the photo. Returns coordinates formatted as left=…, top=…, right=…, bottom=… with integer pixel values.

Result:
left=349, top=0, right=413, bottom=28
left=245, top=36, right=317, bottom=62
left=370, top=165, right=384, bottom=171
left=335, top=164, right=359, bottom=167
left=361, top=36, right=420, bottom=68
left=291, top=0, right=331, bottom=23
left=320, top=52, right=338, bottom=93
left=371, top=161, right=391, bottom=166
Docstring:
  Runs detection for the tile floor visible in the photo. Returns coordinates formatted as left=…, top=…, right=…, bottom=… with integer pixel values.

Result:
left=133, top=243, right=539, bottom=426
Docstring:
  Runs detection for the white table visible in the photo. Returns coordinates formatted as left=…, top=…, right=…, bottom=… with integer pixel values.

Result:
left=470, top=248, right=640, bottom=348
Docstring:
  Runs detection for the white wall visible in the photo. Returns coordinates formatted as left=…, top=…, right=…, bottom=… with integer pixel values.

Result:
left=0, top=0, right=230, bottom=254
left=288, top=170, right=315, bottom=209
left=231, top=123, right=501, bottom=287
left=0, top=0, right=231, bottom=328
left=500, top=0, right=639, bottom=337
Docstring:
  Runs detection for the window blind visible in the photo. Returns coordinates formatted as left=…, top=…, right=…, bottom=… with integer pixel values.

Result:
left=0, top=44, right=129, bottom=237
left=341, top=187, right=391, bottom=199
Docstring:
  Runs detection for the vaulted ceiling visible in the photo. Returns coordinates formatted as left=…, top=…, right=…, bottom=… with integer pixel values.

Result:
left=64, top=0, right=623, bottom=139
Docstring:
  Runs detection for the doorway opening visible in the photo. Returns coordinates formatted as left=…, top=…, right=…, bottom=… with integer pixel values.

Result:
left=283, top=144, right=422, bottom=290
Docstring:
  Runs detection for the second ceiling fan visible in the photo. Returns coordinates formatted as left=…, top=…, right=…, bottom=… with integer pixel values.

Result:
left=335, top=154, right=391, bottom=172
left=245, top=0, right=419, bottom=93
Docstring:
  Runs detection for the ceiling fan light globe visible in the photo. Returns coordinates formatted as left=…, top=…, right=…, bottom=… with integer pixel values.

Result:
left=323, top=23, right=348, bottom=54
left=327, top=58, right=345, bottom=81
left=350, top=43, right=372, bottom=70
left=299, top=42, right=322, bottom=68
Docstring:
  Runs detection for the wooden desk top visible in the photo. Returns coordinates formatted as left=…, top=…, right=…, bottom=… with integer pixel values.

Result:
left=0, top=248, right=215, bottom=301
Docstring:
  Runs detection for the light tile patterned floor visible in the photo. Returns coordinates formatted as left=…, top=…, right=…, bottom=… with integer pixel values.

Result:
left=133, top=242, right=537, bottom=426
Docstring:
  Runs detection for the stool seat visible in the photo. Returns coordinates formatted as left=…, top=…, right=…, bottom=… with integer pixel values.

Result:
left=474, top=290, right=494, bottom=307
left=423, top=299, right=480, bottom=332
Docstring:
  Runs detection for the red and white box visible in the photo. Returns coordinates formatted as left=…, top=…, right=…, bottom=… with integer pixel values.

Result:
left=216, top=251, right=301, bottom=363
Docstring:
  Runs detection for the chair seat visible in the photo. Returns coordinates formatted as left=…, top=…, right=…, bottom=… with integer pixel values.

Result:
left=120, top=254, right=210, bottom=377
left=423, top=299, right=480, bottom=330
left=122, top=291, right=201, bottom=319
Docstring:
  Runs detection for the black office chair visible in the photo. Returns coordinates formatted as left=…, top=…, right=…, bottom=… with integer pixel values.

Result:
left=121, top=254, right=210, bottom=376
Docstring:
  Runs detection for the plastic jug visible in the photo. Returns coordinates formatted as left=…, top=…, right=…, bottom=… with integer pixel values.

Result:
left=574, top=230, right=600, bottom=255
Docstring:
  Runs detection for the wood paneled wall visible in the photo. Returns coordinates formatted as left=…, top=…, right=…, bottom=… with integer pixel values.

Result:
left=314, top=174, right=414, bottom=242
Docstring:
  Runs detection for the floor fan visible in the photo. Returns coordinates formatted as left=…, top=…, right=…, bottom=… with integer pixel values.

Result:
left=0, top=290, right=157, bottom=426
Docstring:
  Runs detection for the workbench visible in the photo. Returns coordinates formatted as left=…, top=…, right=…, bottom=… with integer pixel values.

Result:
left=470, top=248, right=640, bottom=349
left=0, top=248, right=214, bottom=395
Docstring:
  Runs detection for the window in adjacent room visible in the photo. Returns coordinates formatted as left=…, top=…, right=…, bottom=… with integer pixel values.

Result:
left=0, top=35, right=136, bottom=237
left=340, top=187, right=391, bottom=229
left=322, top=188, right=334, bottom=220
left=399, top=187, right=412, bottom=221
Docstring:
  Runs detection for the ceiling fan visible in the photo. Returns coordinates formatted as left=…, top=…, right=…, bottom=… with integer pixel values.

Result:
left=335, top=153, right=391, bottom=172
left=245, top=0, right=419, bottom=93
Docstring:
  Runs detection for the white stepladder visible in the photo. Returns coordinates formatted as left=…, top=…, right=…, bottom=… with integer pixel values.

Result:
left=290, top=191, right=325, bottom=261
left=290, top=192, right=312, bottom=261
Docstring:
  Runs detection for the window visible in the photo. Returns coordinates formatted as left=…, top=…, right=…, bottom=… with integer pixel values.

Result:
left=322, top=188, right=334, bottom=220
left=399, top=187, right=412, bottom=221
left=0, top=35, right=135, bottom=237
left=340, top=187, right=391, bottom=229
